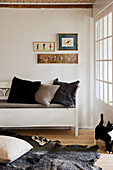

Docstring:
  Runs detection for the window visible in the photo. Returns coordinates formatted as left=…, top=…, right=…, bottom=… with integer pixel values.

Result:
left=95, top=12, right=113, bottom=106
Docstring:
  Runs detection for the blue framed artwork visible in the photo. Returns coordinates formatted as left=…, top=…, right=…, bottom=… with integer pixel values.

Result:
left=57, top=33, right=78, bottom=51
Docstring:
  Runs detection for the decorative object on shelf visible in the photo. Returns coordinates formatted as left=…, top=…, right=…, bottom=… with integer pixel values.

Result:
left=33, top=42, right=55, bottom=52
left=37, top=54, right=78, bottom=64
left=57, top=33, right=78, bottom=51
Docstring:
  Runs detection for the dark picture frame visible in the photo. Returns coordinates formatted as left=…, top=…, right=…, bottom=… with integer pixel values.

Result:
left=57, top=33, right=78, bottom=51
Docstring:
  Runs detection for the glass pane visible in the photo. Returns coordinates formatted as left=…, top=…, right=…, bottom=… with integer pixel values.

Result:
left=108, top=61, right=112, bottom=83
left=104, top=39, right=107, bottom=59
left=108, top=12, right=112, bottom=36
left=96, top=42, right=99, bottom=60
left=100, top=81, right=103, bottom=101
left=100, top=18, right=103, bottom=39
left=96, top=81, right=99, bottom=99
left=108, top=37, right=112, bottom=59
left=109, top=84, right=112, bottom=105
left=100, top=61, right=103, bottom=80
left=100, top=40, right=103, bottom=60
left=104, top=82, right=107, bottom=103
left=104, top=15, right=107, bottom=38
left=104, top=61, right=107, bottom=81
left=96, top=62, right=99, bottom=79
left=95, top=21, right=99, bottom=41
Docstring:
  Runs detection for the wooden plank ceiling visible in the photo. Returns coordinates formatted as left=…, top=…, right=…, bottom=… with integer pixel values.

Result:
left=0, top=0, right=95, bottom=3
left=0, top=0, right=95, bottom=8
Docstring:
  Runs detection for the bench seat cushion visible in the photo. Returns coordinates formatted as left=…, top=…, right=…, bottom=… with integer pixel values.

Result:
left=0, top=101, right=75, bottom=108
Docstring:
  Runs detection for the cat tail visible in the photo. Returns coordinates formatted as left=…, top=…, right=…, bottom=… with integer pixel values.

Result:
left=95, top=113, right=104, bottom=140
left=99, top=113, right=104, bottom=125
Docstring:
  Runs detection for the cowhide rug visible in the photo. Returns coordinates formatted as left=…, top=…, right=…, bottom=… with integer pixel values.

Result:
left=0, top=131, right=101, bottom=170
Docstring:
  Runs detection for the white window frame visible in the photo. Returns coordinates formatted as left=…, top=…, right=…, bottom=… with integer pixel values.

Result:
left=95, top=7, right=113, bottom=108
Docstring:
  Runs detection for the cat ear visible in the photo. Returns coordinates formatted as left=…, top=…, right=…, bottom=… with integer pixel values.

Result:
left=107, top=121, right=111, bottom=126
left=108, top=121, right=110, bottom=124
left=107, top=121, right=110, bottom=126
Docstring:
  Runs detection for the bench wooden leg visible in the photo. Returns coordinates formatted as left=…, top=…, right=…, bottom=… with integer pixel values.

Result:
left=75, top=110, right=78, bottom=137
left=94, top=139, right=97, bottom=145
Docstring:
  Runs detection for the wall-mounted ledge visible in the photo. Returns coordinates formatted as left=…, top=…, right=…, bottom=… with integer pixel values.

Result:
left=0, top=4, right=93, bottom=9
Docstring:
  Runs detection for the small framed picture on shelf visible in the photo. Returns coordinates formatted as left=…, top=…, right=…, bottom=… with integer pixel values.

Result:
left=33, top=42, right=55, bottom=52
left=57, top=33, right=78, bottom=51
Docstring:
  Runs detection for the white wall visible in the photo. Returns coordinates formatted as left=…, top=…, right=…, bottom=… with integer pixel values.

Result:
left=93, top=0, right=112, bottom=16
left=0, top=8, right=93, bottom=128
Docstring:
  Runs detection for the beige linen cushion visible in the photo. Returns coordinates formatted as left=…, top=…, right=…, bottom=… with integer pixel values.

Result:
left=35, top=84, right=60, bottom=107
left=0, top=136, right=33, bottom=163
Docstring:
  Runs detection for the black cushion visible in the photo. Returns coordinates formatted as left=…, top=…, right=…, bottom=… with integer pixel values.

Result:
left=7, top=77, right=41, bottom=104
left=51, top=78, right=80, bottom=107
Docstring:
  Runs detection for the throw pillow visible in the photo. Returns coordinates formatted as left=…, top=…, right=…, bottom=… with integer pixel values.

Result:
left=7, top=77, right=41, bottom=104
left=51, top=78, right=80, bottom=107
left=0, top=136, right=33, bottom=163
left=35, top=84, right=60, bottom=107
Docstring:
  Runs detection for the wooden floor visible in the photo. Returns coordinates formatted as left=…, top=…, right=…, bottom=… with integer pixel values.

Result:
left=12, top=129, right=113, bottom=170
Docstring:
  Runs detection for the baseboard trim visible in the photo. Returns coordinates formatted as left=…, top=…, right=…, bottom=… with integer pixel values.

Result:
left=0, top=127, right=94, bottom=131
left=0, top=126, right=72, bottom=131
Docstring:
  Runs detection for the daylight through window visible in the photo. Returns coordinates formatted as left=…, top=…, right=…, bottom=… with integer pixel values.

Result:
left=95, top=12, right=113, bottom=106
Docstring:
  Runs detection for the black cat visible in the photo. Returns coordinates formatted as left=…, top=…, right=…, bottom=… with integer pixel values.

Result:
left=95, top=113, right=113, bottom=153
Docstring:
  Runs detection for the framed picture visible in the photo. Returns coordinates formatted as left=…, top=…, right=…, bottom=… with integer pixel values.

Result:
left=33, top=42, right=55, bottom=52
left=57, top=33, right=78, bottom=51
left=37, top=54, right=78, bottom=64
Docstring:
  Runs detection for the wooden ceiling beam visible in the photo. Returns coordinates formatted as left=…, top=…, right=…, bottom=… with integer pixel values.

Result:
left=0, top=0, right=95, bottom=2
left=0, top=4, right=93, bottom=8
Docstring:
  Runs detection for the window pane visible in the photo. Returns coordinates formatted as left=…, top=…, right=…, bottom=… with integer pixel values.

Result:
left=100, top=18, right=103, bottom=39
left=108, top=37, right=112, bottom=59
left=104, top=82, right=107, bottom=103
left=104, top=15, right=107, bottom=38
left=104, top=61, right=107, bottom=81
left=96, top=42, right=99, bottom=60
left=100, top=61, right=103, bottom=80
left=108, top=12, right=112, bottom=36
left=100, top=81, right=103, bottom=101
left=104, top=39, right=107, bottom=59
left=100, top=40, right=103, bottom=60
left=109, top=84, right=112, bottom=105
left=95, top=14, right=113, bottom=107
left=96, top=62, right=99, bottom=79
left=108, top=61, right=112, bottom=83
left=96, top=81, right=99, bottom=99
left=96, top=21, right=99, bottom=41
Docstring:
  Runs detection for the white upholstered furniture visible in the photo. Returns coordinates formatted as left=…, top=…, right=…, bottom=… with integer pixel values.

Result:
left=0, top=82, right=79, bottom=137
